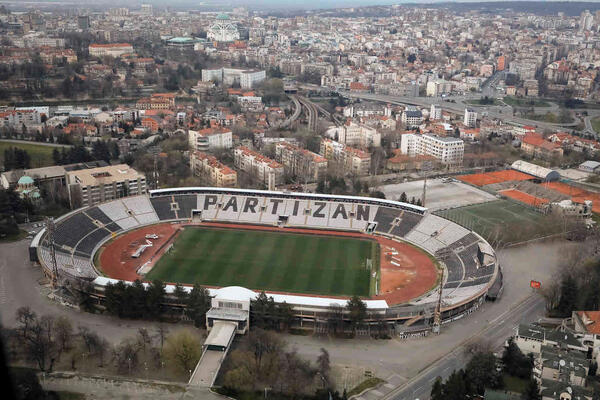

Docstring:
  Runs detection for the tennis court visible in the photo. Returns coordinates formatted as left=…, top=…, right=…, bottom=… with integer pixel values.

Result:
left=457, top=170, right=534, bottom=187
left=499, top=189, right=549, bottom=207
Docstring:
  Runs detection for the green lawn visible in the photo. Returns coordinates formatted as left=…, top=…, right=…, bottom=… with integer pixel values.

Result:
left=146, top=227, right=378, bottom=297
left=434, top=200, right=562, bottom=244
left=503, top=96, right=550, bottom=107
left=592, top=117, right=600, bottom=133
left=0, top=141, right=67, bottom=168
left=523, top=112, right=573, bottom=124
left=503, top=374, right=529, bottom=393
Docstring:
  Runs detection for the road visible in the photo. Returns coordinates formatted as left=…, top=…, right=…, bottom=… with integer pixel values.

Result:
left=297, top=95, right=319, bottom=132
left=0, top=138, right=73, bottom=148
left=278, top=94, right=302, bottom=129
left=378, top=295, right=545, bottom=400
left=339, top=91, right=581, bottom=131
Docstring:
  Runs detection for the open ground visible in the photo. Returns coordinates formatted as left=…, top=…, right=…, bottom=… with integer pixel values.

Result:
left=379, top=178, right=497, bottom=210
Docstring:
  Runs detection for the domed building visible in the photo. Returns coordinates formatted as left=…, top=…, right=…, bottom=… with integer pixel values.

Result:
left=16, top=175, right=41, bottom=203
left=207, top=14, right=239, bottom=42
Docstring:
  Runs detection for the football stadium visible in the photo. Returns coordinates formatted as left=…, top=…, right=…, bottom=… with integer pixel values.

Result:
left=30, top=187, right=502, bottom=329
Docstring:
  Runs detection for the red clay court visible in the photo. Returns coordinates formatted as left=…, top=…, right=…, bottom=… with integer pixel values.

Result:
left=96, top=222, right=439, bottom=306
left=458, top=170, right=534, bottom=187
left=499, top=189, right=549, bottom=207
left=542, top=181, right=600, bottom=213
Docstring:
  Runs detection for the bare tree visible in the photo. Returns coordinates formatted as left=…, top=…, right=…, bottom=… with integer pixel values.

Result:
left=316, top=348, right=331, bottom=388
left=53, top=316, right=73, bottom=356
left=156, top=325, right=168, bottom=351
left=24, top=318, right=57, bottom=372
left=15, top=306, right=37, bottom=339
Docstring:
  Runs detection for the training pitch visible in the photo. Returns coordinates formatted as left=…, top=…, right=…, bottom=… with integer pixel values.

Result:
left=145, top=227, right=378, bottom=297
left=434, top=200, right=559, bottom=242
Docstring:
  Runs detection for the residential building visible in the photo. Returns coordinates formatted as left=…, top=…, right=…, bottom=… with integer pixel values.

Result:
left=233, top=146, right=284, bottom=186
left=386, top=150, right=438, bottom=172
left=426, top=79, right=453, bottom=97
left=571, top=311, right=600, bottom=361
left=202, top=67, right=266, bottom=89
left=275, top=142, right=327, bottom=183
left=430, top=104, right=442, bottom=120
left=88, top=43, right=133, bottom=57
left=400, top=133, right=464, bottom=166
left=190, top=151, right=237, bottom=188
left=326, top=121, right=381, bottom=148
left=522, top=134, right=564, bottom=160
left=65, top=164, right=146, bottom=207
left=0, top=109, right=40, bottom=128
left=320, top=138, right=371, bottom=176
left=188, top=127, right=233, bottom=152
left=464, top=108, right=478, bottom=128
left=402, top=106, right=423, bottom=128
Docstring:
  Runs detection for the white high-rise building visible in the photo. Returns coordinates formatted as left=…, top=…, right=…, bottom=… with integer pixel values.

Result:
left=430, top=104, right=442, bottom=120
left=580, top=10, right=594, bottom=31
left=400, top=133, right=464, bottom=166
left=464, top=108, right=478, bottom=128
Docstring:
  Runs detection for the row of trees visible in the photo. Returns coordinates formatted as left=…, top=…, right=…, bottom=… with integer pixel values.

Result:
left=398, top=192, right=423, bottom=206
left=542, top=248, right=600, bottom=317
left=431, top=340, right=537, bottom=400
left=103, top=280, right=211, bottom=326
left=0, top=187, right=33, bottom=237
left=3, top=147, right=31, bottom=170
left=12, top=306, right=204, bottom=379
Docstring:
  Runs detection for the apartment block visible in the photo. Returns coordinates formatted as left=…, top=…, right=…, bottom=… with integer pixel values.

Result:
left=400, top=133, right=464, bottom=166
left=188, top=127, right=233, bottom=152
left=326, top=121, right=381, bottom=148
left=320, top=138, right=371, bottom=176
left=190, top=151, right=237, bottom=188
left=233, top=146, right=284, bottom=186
left=66, top=164, right=146, bottom=207
left=275, top=142, right=327, bottom=183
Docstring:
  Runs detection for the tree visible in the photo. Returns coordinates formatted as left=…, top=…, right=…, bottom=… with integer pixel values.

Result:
left=53, top=316, right=73, bottom=355
left=399, top=192, right=408, bottom=203
left=464, top=351, right=502, bottom=395
left=442, top=370, right=467, bottom=400
left=316, top=348, right=331, bottom=388
left=146, top=279, right=165, bottom=320
left=186, top=283, right=211, bottom=327
left=24, top=316, right=58, bottom=372
left=163, top=329, right=202, bottom=376
left=346, top=296, right=367, bottom=333
left=557, top=274, right=578, bottom=317
left=15, top=306, right=37, bottom=339
left=92, top=141, right=111, bottom=163
left=502, top=338, right=533, bottom=379
left=431, top=377, right=443, bottom=400
left=407, top=54, right=417, bottom=63
left=113, top=338, right=140, bottom=374
left=523, top=378, right=540, bottom=400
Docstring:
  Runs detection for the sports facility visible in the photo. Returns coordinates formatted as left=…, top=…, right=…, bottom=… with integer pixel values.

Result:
left=31, top=187, right=500, bottom=324
left=499, top=189, right=549, bottom=207
left=457, top=170, right=534, bottom=187
left=143, top=227, right=376, bottom=297
left=434, top=200, right=559, bottom=242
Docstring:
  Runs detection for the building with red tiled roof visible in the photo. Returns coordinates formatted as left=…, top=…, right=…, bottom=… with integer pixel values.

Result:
left=190, top=151, right=237, bottom=188
left=275, top=141, right=328, bottom=182
left=234, top=146, right=284, bottom=186
left=522, top=133, right=563, bottom=160
left=320, top=138, right=371, bottom=176
left=188, top=127, right=233, bottom=152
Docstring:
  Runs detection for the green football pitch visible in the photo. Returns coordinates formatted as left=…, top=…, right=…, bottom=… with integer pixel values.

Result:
left=145, top=227, right=379, bottom=297
left=434, top=200, right=562, bottom=243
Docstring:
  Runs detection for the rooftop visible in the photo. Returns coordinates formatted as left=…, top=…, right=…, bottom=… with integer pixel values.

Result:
left=66, top=164, right=144, bottom=186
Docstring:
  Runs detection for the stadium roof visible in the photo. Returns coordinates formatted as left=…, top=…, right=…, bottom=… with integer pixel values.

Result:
left=511, top=160, right=560, bottom=181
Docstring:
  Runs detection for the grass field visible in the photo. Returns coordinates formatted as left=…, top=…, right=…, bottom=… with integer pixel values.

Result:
left=146, top=227, right=378, bottom=297
left=592, top=117, right=600, bottom=133
left=0, top=141, right=67, bottom=168
left=503, top=96, right=550, bottom=107
left=435, top=200, right=561, bottom=244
